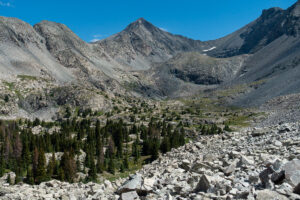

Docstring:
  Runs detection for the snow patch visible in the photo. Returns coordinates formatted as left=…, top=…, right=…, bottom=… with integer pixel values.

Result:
left=203, top=46, right=216, bottom=52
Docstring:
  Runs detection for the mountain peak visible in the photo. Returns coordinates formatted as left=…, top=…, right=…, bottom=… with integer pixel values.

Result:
left=135, top=17, right=147, bottom=23
left=289, top=0, right=300, bottom=16
left=124, top=17, right=158, bottom=32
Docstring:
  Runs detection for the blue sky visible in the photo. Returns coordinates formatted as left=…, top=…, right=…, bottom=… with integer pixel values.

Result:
left=0, top=0, right=297, bottom=42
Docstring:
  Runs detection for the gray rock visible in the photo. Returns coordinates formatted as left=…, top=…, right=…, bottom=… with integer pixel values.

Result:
left=238, top=156, right=254, bottom=167
left=224, top=159, right=238, bottom=176
left=274, top=141, right=283, bottom=147
left=283, top=159, right=300, bottom=187
left=249, top=172, right=259, bottom=184
left=0, top=188, right=12, bottom=196
left=271, top=170, right=285, bottom=184
left=121, top=191, right=140, bottom=200
left=142, top=178, right=156, bottom=191
left=256, top=190, right=289, bottom=200
left=259, top=166, right=275, bottom=188
left=294, top=183, right=300, bottom=195
left=251, top=129, right=266, bottom=137
left=194, top=175, right=211, bottom=193
left=117, top=174, right=142, bottom=194
left=277, top=182, right=293, bottom=195
left=180, top=159, right=191, bottom=171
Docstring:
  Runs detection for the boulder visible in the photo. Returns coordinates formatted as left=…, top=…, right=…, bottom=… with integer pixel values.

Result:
left=203, top=154, right=215, bottom=162
left=277, top=183, right=293, bottom=195
left=294, top=183, right=300, bottom=195
left=190, top=162, right=212, bottom=173
left=251, top=129, right=266, bottom=137
left=142, top=178, right=156, bottom=191
left=248, top=172, right=259, bottom=184
left=238, top=155, right=254, bottom=167
left=180, top=159, right=191, bottom=171
left=272, top=159, right=286, bottom=172
left=274, top=141, right=282, bottom=147
left=117, top=174, right=142, bottom=194
left=0, top=188, right=12, bottom=196
left=283, top=159, right=300, bottom=187
left=194, top=175, right=211, bottom=193
left=223, top=159, right=238, bottom=176
left=271, top=170, right=285, bottom=184
left=259, top=165, right=275, bottom=189
left=121, top=191, right=140, bottom=200
left=5, top=172, right=16, bottom=185
left=256, top=190, right=289, bottom=200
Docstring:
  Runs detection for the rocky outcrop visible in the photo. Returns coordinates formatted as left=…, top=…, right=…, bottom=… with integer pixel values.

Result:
left=159, top=52, right=247, bottom=85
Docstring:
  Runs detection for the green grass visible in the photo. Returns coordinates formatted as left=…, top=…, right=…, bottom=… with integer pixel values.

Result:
left=3, top=81, right=23, bottom=99
left=224, top=115, right=251, bottom=128
left=216, top=84, right=247, bottom=98
left=3, top=81, right=15, bottom=91
left=17, top=75, right=38, bottom=81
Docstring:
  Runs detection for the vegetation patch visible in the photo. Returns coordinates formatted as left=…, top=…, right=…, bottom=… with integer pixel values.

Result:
left=17, top=75, right=38, bottom=81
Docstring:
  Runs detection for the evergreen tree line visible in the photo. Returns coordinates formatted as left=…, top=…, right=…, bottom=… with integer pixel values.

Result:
left=0, top=117, right=189, bottom=184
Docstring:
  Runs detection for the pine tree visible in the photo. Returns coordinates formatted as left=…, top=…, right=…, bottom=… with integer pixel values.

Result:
left=57, top=167, right=65, bottom=181
left=15, top=173, right=21, bottom=184
left=107, top=138, right=115, bottom=158
left=60, top=151, right=77, bottom=182
left=160, top=136, right=170, bottom=153
left=108, top=157, right=115, bottom=174
left=25, top=167, right=35, bottom=185
left=0, top=147, right=5, bottom=177
left=4, top=136, right=12, bottom=160
left=150, top=139, right=159, bottom=161
left=132, top=137, right=140, bottom=163
left=120, top=163, right=125, bottom=173
left=21, top=136, right=30, bottom=168
left=88, top=158, right=97, bottom=181
left=96, top=145, right=105, bottom=174
left=224, top=124, right=232, bottom=132
left=47, top=152, right=56, bottom=179
left=95, top=120, right=101, bottom=136
left=33, top=118, right=40, bottom=126
left=179, top=127, right=185, bottom=146
left=13, top=133, right=22, bottom=160
left=36, top=149, right=47, bottom=184
left=123, top=155, right=129, bottom=170
left=32, top=147, right=39, bottom=182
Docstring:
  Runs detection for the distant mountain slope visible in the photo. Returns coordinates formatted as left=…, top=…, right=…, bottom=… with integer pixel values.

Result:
left=227, top=1, right=300, bottom=106
left=33, top=20, right=129, bottom=91
left=97, top=18, right=213, bottom=70
left=207, top=0, right=300, bottom=57
left=138, top=52, right=247, bottom=98
left=0, top=17, right=74, bottom=82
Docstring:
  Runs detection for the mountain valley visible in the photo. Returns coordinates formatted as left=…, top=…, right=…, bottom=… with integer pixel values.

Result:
left=0, top=1, right=300, bottom=200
